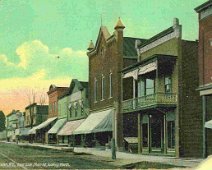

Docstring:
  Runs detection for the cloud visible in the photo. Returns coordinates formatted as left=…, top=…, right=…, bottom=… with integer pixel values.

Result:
left=0, top=40, right=88, bottom=80
left=0, top=40, right=88, bottom=114
left=16, top=40, right=50, bottom=69
left=0, top=54, right=15, bottom=66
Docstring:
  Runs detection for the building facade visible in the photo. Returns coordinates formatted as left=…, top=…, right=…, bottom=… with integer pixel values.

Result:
left=85, top=18, right=146, bottom=150
left=6, top=110, right=18, bottom=142
left=122, top=18, right=202, bottom=157
left=195, top=0, right=212, bottom=157
left=47, top=85, right=69, bottom=118
left=57, top=79, right=89, bottom=146
left=25, top=103, right=48, bottom=128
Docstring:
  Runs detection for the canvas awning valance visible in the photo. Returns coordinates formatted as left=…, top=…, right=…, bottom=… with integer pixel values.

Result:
left=138, top=61, right=157, bottom=75
left=205, top=120, right=212, bottom=129
left=57, top=119, right=85, bottom=136
left=73, top=109, right=113, bottom=135
left=123, top=61, right=157, bottom=80
left=28, top=117, right=57, bottom=134
left=48, top=118, right=66, bottom=134
left=123, top=69, right=138, bottom=80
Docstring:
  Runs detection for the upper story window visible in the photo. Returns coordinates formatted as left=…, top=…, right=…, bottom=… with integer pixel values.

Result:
left=80, top=100, right=84, bottom=115
left=210, top=39, right=212, bottom=47
left=165, top=76, right=172, bottom=93
left=74, top=102, right=78, bottom=117
left=101, top=75, right=105, bottom=100
left=139, top=77, right=155, bottom=96
left=100, top=46, right=105, bottom=57
left=109, top=72, right=113, bottom=98
left=68, top=103, right=72, bottom=117
left=94, top=78, right=98, bottom=102
left=146, top=78, right=155, bottom=95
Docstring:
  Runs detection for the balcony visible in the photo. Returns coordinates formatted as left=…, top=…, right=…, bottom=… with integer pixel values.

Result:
left=122, top=93, right=177, bottom=113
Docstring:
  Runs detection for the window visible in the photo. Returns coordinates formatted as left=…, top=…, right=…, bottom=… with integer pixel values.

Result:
left=165, top=76, right=172, bottom=93
left=138, top=77, right=155, bottom=96
left=68, top=103, right=72, bottom=117
left=80, top=100, right=84, bottom=115
left=54, top=101, right=57, bottom=113
left=75, top=102, right=78, bottom=117
left=210, top=39, right=212, bottom=47
left=146, top=78, right=154, bottom=95
left=94, top=78, right=98, bottom=102
left=101, top=75, right=105, bottom=100
left=109, top=72, right=113, bottom=98
left=167, top=121, right=175, bottom=149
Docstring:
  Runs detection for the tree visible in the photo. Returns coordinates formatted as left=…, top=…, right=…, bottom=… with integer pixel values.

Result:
left=0, top=111, right=6, bottom=132
left=26, top=89, right=36, bottom=128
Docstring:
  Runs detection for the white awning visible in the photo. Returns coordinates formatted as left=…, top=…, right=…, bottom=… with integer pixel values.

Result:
left=205, top=120, right=212, bottom=129
left=28, top=117, right=57, bottom=134
left=48, top=118, right=66, bottom=134
left=58, top=119, right=85, bottom=136
left=138, top=61, right=157, bottom=75
left=73, top=109, right=114, bottom=135
left=123, top=69, right=138, bottom=80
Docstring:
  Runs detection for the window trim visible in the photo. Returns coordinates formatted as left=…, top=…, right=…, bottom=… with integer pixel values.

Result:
left=109, top=72, right=113, bottom=98
left=164, top=76, right=172, bottom=94
left=101, top=74, right=105, bottom=100
left=94, top=78, right=98, bottom=103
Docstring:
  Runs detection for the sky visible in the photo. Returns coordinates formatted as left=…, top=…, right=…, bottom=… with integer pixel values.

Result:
left=0, top=0, right=206, bottom=115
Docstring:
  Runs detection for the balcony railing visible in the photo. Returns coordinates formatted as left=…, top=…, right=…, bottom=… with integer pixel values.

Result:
left=122, top=93, right=177, bottom=113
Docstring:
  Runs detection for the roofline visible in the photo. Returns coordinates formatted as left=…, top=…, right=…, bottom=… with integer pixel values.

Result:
left=138, top=26, right=174, bottom=48
left=47, top=87, right=69, bottom=95
left=122, top=54, right=177, bottom=73
left=195, top=0, right=212, bottom=12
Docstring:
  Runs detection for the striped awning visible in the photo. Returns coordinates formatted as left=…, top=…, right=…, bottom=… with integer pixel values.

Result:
left=73, top=109, right=113, bottom=135
left=28, top=117, right=57, bottom=134
left=205, top=120, right=212, bottom=129
left=48, top=118, right=66, bottom=134
left=57, top=119, right=85, bottom=136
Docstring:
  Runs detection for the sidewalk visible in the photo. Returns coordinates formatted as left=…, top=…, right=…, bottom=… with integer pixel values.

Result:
left=2, top=141, right=204, bottom=168
left=73, top=147, right=203, bottom=168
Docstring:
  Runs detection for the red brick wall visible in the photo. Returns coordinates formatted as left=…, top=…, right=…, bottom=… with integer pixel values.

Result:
left=198, top=15, right=212, bottom=86
left=48, top=88, right=68, bottom=118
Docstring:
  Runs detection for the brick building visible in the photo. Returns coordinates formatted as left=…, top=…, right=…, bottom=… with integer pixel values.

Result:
left=195, top=0, right=212, bottom=157
left=28, top=85, right=68, bottom=143
left=122, top=18, right=202, bottom=157
left=80, top=18, right=146, bottom=150
left=47, top=85, right=69, bottom=118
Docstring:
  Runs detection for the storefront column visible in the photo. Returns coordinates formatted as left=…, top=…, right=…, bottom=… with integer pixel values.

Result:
left=138, top=113, right=142, bottom=154
left=163, top=114, right=167, bottom=154
left=202, top=95, right=206, bottom=158
left=148, top=115, right=151, bottom=153
left=133, top=78, right=136, bottom=109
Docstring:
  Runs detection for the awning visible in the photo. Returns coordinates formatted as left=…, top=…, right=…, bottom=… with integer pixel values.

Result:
left=57, top=119, right=85, bottom=136
left=123, top=69, right=138, bottom=80
left=48, top=118, right=66, bottom=134
left=205, top=120, right=212, bottom=129
left=138, top=61, right=157, bottom=75
left=28, top=117, right=57, bottom=134
left=73, top=109, right=113, bottom=135
left=20, top=128, right=31, bottom=136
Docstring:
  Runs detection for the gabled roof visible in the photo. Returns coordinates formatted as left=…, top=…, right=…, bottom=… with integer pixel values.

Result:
left=138, top=27, right=174, bottom=48
left=58, top=79, right=88, bottom=99
left=123, top=37, right=146, bottom=58
left=195, top=0, right=212, bottom=12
